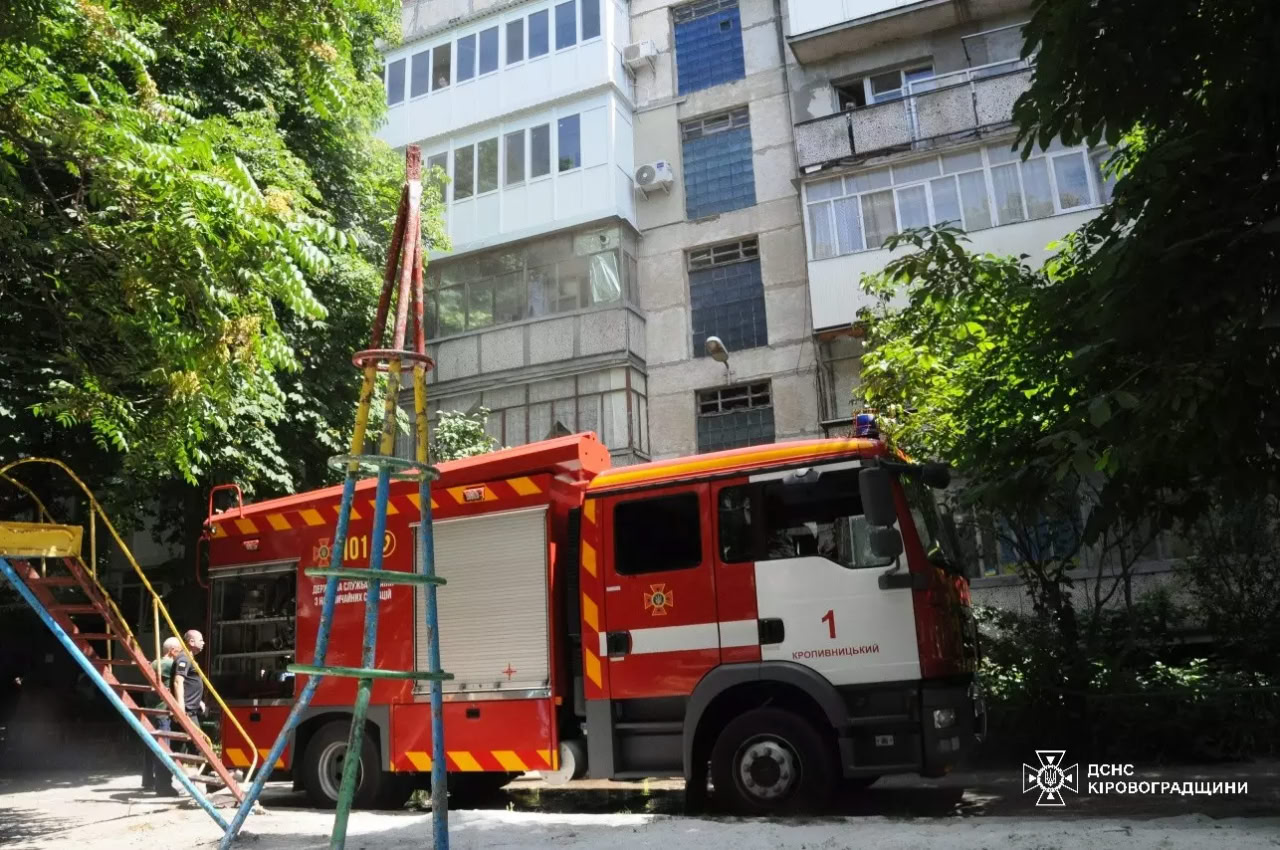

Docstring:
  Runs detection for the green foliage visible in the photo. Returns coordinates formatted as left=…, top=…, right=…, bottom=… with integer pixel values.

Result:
left=0, top=0, right=450, bottom=537
left=431, top=408, right=501, bottom=463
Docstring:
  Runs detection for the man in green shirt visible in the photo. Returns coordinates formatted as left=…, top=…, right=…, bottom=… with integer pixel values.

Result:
left=143, top=636, right=182, bottom=795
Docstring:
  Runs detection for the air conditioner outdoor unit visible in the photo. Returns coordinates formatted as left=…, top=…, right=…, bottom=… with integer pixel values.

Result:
left=634, top=161, right=675, bottom=197
left=623, top=40, right=658, bottom=73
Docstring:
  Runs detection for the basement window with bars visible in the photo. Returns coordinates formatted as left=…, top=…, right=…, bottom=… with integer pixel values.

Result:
left=688, top=237, right=766, bottom=357
left=696, top=381, right=775, bottom=453
left=681, top=107, right=756, bottom=220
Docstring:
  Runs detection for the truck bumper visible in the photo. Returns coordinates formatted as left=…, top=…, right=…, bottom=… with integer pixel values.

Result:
left=836, top=676, right=981, bottom=779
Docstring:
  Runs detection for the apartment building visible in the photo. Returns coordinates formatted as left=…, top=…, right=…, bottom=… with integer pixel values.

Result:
left=781, top=0, right=1113, bottom=430
left=383, top=0, right=819, bottom=463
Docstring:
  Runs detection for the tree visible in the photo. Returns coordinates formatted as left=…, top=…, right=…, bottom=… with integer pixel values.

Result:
left=1005, top=0, right=1280, bottom=521
left=431, top=409, right=501, bottom=463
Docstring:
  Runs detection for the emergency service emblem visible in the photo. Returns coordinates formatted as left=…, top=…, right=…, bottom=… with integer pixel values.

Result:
left=1023, top=749, right=1079, bottom=806
left=644, top=583, right=674, bottom=616
left=311, top=538, right=332, bottom=566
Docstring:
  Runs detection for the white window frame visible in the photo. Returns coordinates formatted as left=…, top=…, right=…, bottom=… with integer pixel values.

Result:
left=802, top=142, right=1107, bottom=262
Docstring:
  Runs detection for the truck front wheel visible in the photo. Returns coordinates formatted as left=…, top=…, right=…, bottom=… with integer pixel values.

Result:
left=301, top=721, right=410, bottom=810
left=709, top=707, right=834, bottom=815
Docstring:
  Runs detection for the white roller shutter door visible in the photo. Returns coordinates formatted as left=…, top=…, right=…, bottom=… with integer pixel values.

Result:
left=414, top=506, right=550, bottom=694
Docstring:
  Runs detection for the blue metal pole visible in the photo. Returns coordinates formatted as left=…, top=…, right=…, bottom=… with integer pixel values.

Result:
left=0, top=556, right=230, bottom=831
left=418, top=476, right=449, bottom=848
left=330, top=463, right=393, bottom=846
left=217, top=471, right=362, bottom=848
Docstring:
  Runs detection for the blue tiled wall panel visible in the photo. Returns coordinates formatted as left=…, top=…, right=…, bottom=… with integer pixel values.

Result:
left=690, top=260, right=768, bottom=355
left=675, top=7, right=746, bottom=95
left=697, top=407, right=775, bottom=453
left=682, top=127, right=756, bottom=219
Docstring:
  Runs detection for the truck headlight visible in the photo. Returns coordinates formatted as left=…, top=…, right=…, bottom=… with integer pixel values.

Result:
left=933, top=708, right=957, bottom=729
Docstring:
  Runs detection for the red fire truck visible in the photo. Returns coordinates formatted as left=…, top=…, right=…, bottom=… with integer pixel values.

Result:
left=204, top=431, right=981, bottom=813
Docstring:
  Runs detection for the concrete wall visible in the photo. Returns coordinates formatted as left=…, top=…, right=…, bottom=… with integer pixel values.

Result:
left=629, top=0, right=819, bottom=459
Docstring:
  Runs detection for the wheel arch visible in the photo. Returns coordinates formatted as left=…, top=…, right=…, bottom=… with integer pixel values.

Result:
left=683, top=662, right=846, bottom=782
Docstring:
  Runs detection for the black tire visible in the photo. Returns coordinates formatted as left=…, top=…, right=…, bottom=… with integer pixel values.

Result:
left=710, top=707, right=835, bottom=815
left=446, top=771, right=519, bottom=804
left=300, top=721, right=399, bottom=810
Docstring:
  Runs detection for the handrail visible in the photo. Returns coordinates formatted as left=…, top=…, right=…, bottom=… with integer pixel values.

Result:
left=0, top=457, right=262, bottom=785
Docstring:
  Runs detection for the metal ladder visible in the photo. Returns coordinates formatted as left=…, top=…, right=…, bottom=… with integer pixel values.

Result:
left=0, top=523, right=246, bottom=831
left=219, top=145, right=452, bottom=850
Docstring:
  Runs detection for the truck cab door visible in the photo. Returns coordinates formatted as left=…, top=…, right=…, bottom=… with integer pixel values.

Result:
left=598, top=483, right=719, bottom=700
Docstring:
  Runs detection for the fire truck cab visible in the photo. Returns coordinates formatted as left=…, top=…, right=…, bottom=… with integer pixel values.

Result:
left=205, top=430, right=981, bottom=814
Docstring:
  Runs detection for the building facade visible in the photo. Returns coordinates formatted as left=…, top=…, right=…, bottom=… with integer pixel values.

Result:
left=385, top=0, right=818, bottom=464
left=380, top=0, right=1114, bottom=466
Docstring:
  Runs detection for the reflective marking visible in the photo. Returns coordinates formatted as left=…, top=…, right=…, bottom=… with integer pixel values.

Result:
left=257, top=747, right=286, bottom=768
left=583, top=500, right=596, bottom=524
left=234, top=517, right=258, bottom=535
left=405, top=750, right=432, bottom=771
left=225, top=747, right=250, bottom=767
left=299, top=508, right=326, bottom=526
left=719, top=619, right=759, bottom=648
left=449, top=751, right=484, bottom=772
left=584, top=649, right=602, bottom=688
left=537, top=749, right=553, bottom=768
left=508, top=476, right=542, bottom=496
left=581, top=541, right=597, bottom=577
left=493, top=750, right=529, bottom=772
left=582, top=593, right=599, bottom=632
left=265, top=513, right=291, bottom=532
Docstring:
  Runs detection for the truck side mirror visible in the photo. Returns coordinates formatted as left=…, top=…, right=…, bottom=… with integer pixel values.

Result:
left=920, top=462, right=951, bottom=489
left=869, top=527, right=904, bottom=560
left=859, top=466, right=898, bottom=527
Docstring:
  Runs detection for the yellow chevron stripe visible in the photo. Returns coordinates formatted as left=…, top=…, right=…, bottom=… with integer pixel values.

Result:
left=449, top=751, right=483, bottom=772
left=225, top=747, right=250, bottom=767
left=583, top=499, right=596, bottom=525
left=584, top=649, right=602, bottom=689
left=265, top=513, right=291, bottom=531
left=405, top=750, right=432, bottom=771
left=493, top=750, right=529, bottom=772
left=234, top=517, right=258, bottom=535
left=581, top=541, right=597, bottom=578
left=258, top=748, right=286, bottom=769
left=299, top=508, right=326, bottom=527
left=537, top=749, right=553, bottom=769
left=211, top=523, right=227, bottom=538
left=508, top=476, right=542, bottom=496
left=406, top=494, right=439, bottom=510
left=582, top=593, right=599, bottom=632
left=370, top=499, right=399, bottom=515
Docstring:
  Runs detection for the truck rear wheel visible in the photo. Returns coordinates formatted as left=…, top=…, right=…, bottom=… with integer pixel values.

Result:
left=301, top=721, right=409, bottom=810
left=709, top=707, right=834, bottom=815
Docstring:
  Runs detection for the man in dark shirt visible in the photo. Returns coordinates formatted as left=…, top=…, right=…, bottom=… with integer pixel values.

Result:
left=170, top=630, right=207, bottom=774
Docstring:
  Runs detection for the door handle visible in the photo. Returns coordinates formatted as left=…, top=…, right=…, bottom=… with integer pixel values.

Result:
left=878, top=569, right=929, bottom=590
left=606, top=631, right=631, bottom=657
left=758, top=618, right=785, bottom=645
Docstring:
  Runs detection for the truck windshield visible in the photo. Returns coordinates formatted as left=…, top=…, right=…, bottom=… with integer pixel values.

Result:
left=718, top=468, right=895, bottom=569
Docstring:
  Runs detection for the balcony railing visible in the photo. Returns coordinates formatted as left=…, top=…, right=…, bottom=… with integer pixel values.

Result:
left=795, top=62, right=1033, bottom=171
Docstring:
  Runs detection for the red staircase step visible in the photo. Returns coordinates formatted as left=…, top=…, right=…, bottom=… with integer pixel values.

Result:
left=72, top=632, right=120, bottom=641
left=109, top=682, right=153, bottom=692
left=49, top=604, right=102, bottom=615
left=129, top=705, right=171, bottom=716
left=98, top=658, right=136, bottom=666
left=152, top=730, right=191, bottom=741
left=31, top=576, right=81, bottom=587
left=170, top=752, right=208, bottom=764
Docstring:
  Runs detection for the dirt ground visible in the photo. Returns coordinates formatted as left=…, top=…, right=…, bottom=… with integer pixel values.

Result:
left=1, top=766, right=1278, bottom=849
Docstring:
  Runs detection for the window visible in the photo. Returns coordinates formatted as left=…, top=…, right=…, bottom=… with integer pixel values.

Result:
left=504, top=129, right=525, bottom=186
left=718, top=471, right=896, bottom=568
left=385, top=58, right=405, bottom=106
left=426, top=152, right=448, bottom=200
left=681, top=107, right=756, bottom=219
left=479, top=26, right=499, bottom=74
left=457, top=34, right=476, bottom=82
left=696, top=382, right=774, bottom=453
left=581, top=0, right=601, bottom=39
left=454, top=145, right=475, bottom=200
left=426, top=225, right=636, bottom=336
left=410, top=49, right=431, bottom=98
left=477, top=137, right=499, bottom=194
left=614, top=493, right=703, bottom=575
left=1091, top=149, right=1115, bottom=203
left=688, top=238, right=766, bottom=356
left=674, top=0, right=745, bottom=95
left=530, top=124, right=551, bottom=178
left=837, top=64, right=934, bottom=110
left=557, top=114, right=581, bottom=172
left=433, top=43, right=451, bottom=89
left=555, top=0, right=576, bottom=49
left=507, top=19, right=524, bottom=64
left=803, top=142, right=1105, bottom=259
left=529, top=9, right=549, bottom=57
